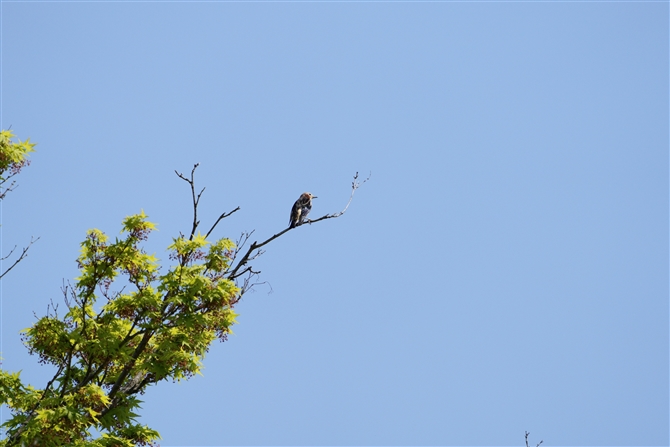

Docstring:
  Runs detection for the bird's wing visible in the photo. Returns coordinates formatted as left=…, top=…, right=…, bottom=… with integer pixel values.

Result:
left=289, top=201, right=302, bottom=226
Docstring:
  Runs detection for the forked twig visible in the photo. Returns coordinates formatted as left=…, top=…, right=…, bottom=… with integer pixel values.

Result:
left=175, top=164, right=240, bottom=240
left=525, top=431, right=543, bottom=447
left=305, top=171, right=371, bottom=225
left=175, top=164, right=205, bottom=240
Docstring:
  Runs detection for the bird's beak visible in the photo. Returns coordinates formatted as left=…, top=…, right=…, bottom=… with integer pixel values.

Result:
left=312, top=196, right=318, bottom=199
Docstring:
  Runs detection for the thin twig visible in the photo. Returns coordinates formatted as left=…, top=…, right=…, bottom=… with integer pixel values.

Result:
left=1, top=245, right=17, bottom=261
left=0, top=236, right=39, bottom=279
left=303, top=171, right=370, bottom=225
left=0, top=172, right=20, bottom=201
left=205, top=206, right=241, bottom=239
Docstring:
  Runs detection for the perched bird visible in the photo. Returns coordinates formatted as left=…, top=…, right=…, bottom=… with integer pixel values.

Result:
left=289, top=192, right=317, bottom=228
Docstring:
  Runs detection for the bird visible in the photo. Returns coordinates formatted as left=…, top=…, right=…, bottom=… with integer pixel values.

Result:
left=289, top=192, right=317, bottom=228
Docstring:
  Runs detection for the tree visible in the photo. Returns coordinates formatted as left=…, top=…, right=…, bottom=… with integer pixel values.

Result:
left=0, top=159, right=368, bottom=446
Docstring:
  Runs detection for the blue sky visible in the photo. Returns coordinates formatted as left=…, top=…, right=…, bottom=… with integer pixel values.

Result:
left=0, top=2, right=667, bottom=446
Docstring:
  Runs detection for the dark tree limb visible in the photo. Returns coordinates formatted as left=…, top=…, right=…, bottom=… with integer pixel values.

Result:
left=226, top=172, right=369, bottom=281
left=226, top=228, right=289, bottom=280
left=174, top=166, right=368, bottom=292
left=102, top=330, right=155, bottom=417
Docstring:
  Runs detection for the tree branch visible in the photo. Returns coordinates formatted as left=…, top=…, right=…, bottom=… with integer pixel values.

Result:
left=304, top=171, right=370, bottom=225
left=174, top=168, right=368, bottom=287
left=176, top=164, right=240, bottom=241
left=0, top=236, right=39, bottom=279
left=205, top=206, right=241, bottom=239
left=102, top=330, right=154, bottom=417
left=525, top=431, right=543, bottom=447
left=226, top=172, right=369, bottom=281
left=0, top=171, right=20, bottom=201
left=175, top=163, right=205, bottom=240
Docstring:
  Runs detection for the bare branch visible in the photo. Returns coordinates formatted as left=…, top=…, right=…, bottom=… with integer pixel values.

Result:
left=226, top=228, right=290, bottom=280
left=525, top=431, right=543, bottom=447
left=175, top=163, right=204, bottom=240
left=303, top=171, right=370, bottom=225
left=176, top=164, right=240, bottom=241
left=0, top=236, right=39, bottom=279
left=226, top=172, right=369, bottom=281
left=205, top=206, right=241, bottom=239
left=240, top=275, right=271, bottom=297
left=232, top=231, right=254, bottom=260
left=1, top=245, right=17, bottom=261
left=174, top=168, right=368, bottom=289
left=0, top=171, right=21, bottom=201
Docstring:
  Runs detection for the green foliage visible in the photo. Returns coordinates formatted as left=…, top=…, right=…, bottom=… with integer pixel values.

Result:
left=1, top=212, right=240, bottom=446
left=0, top=129, right=35, bottom=182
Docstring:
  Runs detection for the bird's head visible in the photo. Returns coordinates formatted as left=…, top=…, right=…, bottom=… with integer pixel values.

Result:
left=303, top=192, right=317, bottom=200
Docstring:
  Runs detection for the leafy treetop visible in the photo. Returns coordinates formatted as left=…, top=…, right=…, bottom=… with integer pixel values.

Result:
left=2, top=212, right=239, bottom=446
left=0, top=161, right=368, bottom=446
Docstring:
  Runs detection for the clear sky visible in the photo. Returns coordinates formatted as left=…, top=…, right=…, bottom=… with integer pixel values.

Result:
left=0, top=2, right=667, bottom=446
